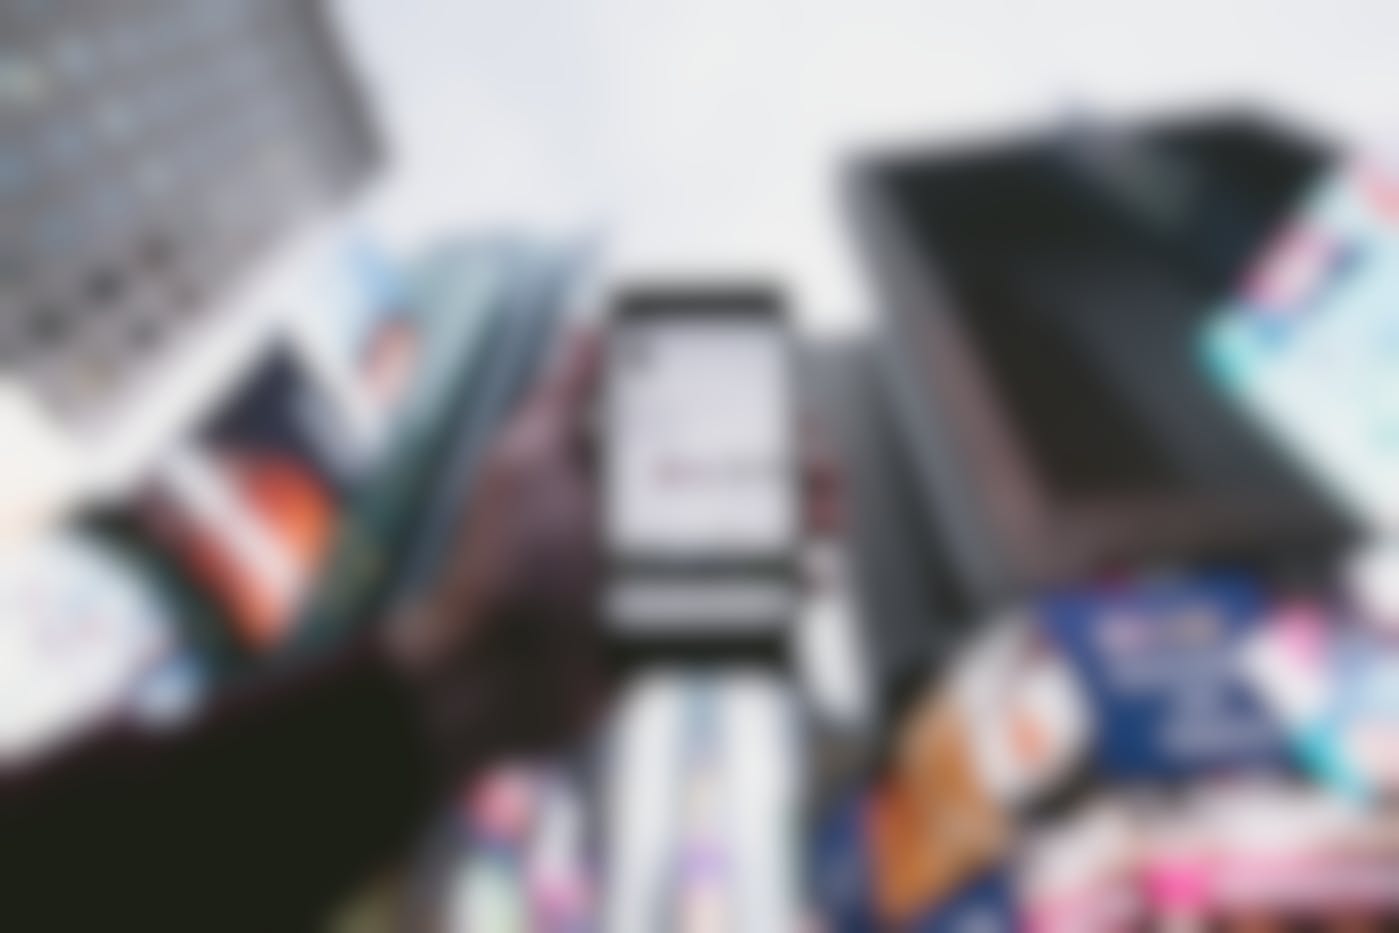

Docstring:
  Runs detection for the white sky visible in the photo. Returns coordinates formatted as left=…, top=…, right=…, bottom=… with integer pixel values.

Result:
left=337, top=0, right=1399, bottom=334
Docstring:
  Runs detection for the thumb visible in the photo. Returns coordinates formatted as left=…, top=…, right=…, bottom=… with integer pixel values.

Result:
left=529, top=329, right=602, bottom=440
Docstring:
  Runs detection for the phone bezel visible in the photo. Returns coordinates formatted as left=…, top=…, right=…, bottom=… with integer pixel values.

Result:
left=601, top=284, right=801, bottom=639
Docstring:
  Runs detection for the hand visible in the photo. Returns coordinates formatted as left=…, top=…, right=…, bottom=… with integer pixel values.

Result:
left=385, top=333, right=604, bottom=775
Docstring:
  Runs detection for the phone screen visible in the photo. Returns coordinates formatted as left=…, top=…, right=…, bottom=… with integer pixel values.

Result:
left=606, top=315, right=795, bottom=560
left=604, top=298, right=797, bottom=635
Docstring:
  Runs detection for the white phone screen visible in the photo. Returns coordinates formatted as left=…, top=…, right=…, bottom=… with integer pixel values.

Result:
left=606, top=317, right=795, bottom=560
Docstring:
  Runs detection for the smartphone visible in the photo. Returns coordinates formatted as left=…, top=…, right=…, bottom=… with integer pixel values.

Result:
left=602, top=286, right=799, bottom=649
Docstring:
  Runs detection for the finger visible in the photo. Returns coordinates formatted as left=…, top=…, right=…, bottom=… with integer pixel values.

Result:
left=532, top=329, right=602, bottom=423
left=803, top=452, right=845, bottom=536
left=524, top=330, right=602, bottom=464
left=798, top=415, right=845, bottom=536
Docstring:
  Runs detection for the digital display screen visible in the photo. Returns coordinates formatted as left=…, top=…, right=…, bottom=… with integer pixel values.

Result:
left=1202, top=159, right=1399, bottom=530
left=606, top=317, right=795, bottom=559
